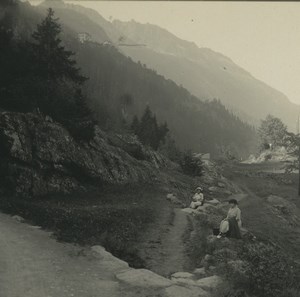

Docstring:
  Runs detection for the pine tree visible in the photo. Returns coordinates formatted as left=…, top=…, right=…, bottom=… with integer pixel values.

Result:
left=132, top=106, right=169, bottom=150
left=28, top=8, right=90, bottom=122
left=158, top=122, right=169, bottom=144
left=131, top=115, right=140, bottom=135
left=139, top=106, right=156, bottom=148
left=31, top=8, right=86, bottom=84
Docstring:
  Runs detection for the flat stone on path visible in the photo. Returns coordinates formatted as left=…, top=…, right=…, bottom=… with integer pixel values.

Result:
left=196, top=275, right=223, bottom=291
left=165, top=285, right=209, bottom=297
left=171, top=272, right=195, bottom=279
left=115, top=268, right=173, bottom=287
left=171, top=277, right=198, bottom=286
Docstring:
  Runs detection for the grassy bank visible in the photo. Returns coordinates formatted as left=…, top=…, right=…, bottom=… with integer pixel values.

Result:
left=0, top=184, right=171, bottom=268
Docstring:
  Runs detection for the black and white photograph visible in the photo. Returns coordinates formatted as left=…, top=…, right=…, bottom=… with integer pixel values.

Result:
left=0, top=0, right=300, bottom=296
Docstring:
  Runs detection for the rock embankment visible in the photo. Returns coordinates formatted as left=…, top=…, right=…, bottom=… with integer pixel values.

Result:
left=0, top=111, right=169, bottom=197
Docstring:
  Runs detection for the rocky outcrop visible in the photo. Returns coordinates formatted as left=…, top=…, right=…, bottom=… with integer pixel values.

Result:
left=0, top=111, right=169, bottom=197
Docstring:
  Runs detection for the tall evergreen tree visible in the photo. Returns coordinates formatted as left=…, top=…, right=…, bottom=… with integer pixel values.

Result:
left=131, top=115, right=140, bottom=134
left=31, top=8, right=86, bottom=84
left=131, top=106, right=169, bottom=150
left=28, top=8, right=90, bottom=122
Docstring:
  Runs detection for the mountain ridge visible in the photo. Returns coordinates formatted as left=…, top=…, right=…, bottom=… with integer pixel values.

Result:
left=111, top=19, right=299, bottom=130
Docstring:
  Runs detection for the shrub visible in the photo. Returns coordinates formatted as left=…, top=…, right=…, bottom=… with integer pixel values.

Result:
left=239, top=242, right=300, bottom=297
left=179, top=150, right=203, bottom=176
left=217, top=242, right=300, bottom=297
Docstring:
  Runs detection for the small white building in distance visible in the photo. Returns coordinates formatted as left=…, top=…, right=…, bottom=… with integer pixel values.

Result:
left=78, top=32, right=91, bottom=43
left=102, top=41, right=112, bottom=46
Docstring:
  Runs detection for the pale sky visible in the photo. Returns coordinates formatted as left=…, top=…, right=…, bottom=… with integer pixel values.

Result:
left=30, top=1, right=300, bottom=105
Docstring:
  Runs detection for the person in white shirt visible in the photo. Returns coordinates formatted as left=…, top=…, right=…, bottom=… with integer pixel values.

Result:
left=190, top=187, right=204, bottom=209
left=217, top=199, right=242, bottom=239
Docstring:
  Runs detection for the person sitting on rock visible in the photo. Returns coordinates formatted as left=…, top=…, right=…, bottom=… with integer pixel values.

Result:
left=190, top=187, right=204, bottom=209
left=217, top=199, right=242, bottom=239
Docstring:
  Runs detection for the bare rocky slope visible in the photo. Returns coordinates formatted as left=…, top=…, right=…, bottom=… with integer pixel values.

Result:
left=0, top=111, right=168, bottom=197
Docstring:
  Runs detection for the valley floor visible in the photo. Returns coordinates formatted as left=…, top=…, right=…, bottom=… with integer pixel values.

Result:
left=0, top=161, right=300, bottom=296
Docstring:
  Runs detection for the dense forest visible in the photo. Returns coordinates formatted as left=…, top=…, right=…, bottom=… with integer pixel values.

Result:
left=74, top=41, right=257, bottom=156
left=0, top=0, right=257, bottom=158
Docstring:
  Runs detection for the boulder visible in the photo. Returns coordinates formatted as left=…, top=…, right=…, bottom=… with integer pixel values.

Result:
left=206, top=198, right=220, bottom=205
left=171, top=277, right=198, bottom=286
left=12, top=215, right=25, bottom=222
left=167, top=193, right=175, bottom=200
left=193, top=267, right=206, bottom=277
left=196, top=204, right=216, bottom=212
left=181, top=208, right=198, bottom=215
left=115, top=268, right=173, bottom=287
left=208, top=266, right=217, bottom=273
left=200, top=254, right=215, bottom=270
left=196, top=275, right=223, bottom=291
left=217, top=182, right=225, bottom=188
left=91, top=245, right=129, bottom=272
left=166, top=194, right=184, bottom=206
left=171, top=272, right=195, bottom=279
left=164, top=285, right=209, bottom=297
left=208, top=186, right=219, bottom=192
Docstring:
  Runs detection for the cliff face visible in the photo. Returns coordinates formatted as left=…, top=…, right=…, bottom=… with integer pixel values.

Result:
left=0, top=111, right=168, bottom=197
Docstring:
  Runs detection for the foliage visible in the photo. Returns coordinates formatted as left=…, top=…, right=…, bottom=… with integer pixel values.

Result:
left=158, top=134, right=182, bottom=162
left=258, top=115, right=287, bottom=149
left=131, top=106, right=169, bottom=150
left=216, top=241, right=300, bottom=297
left=0, top=5, right=92, bottom=134
left=282, top=132, right=300, bottom=173
left=31, top=8, right=86, bottom=84
left=119, top=93, right=134, bottom=121
left=179, top=150, right=204, bottom=176
left=239, top=242, right=300, bottom=297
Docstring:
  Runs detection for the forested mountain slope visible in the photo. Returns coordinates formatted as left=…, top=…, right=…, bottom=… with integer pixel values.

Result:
left=112, top=20, right=299, bottom=131
left=112, top=20, right=299, bottom=130
left=48, top=0, right=297, bottom=131
left=1, top=1, right=257, bottom=157
left=72, top=40, right=257, bottom=156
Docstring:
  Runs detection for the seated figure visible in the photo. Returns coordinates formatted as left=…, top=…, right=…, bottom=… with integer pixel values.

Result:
left=190, top=187, right=204, bottom=209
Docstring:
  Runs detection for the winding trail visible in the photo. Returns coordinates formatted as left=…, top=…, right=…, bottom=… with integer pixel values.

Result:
left=138, top=208, right=191, bottom=277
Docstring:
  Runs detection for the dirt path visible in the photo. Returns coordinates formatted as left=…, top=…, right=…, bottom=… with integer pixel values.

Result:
left=0, top=212, right=160, bottom=297
left=138, top=208, right=191, bottom=277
